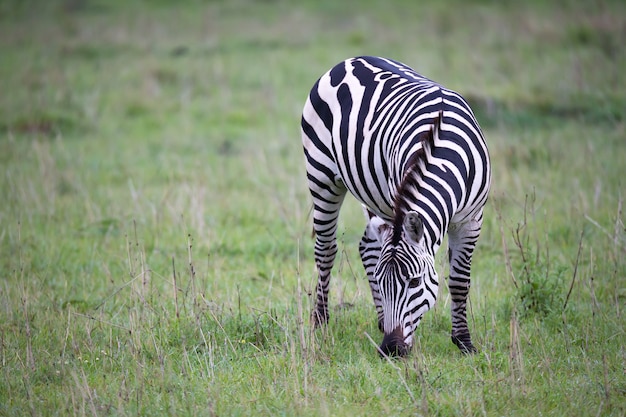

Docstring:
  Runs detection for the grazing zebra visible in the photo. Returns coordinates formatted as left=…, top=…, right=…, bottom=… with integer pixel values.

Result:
left=301, top=56, right=491, bottom=356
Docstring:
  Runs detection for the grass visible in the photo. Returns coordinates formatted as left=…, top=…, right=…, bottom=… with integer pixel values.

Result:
left=1, top=0, right=625, bottom=415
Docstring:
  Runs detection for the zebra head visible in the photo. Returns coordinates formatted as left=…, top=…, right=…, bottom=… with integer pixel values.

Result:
left=371, top=211, right=437, bottom=357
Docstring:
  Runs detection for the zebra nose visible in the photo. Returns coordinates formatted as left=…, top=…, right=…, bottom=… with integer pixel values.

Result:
left=379, top=326, right=409, bottom=357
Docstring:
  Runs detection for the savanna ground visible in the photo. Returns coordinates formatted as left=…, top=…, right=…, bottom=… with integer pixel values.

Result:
left=1, top=0, right=625, bottom=415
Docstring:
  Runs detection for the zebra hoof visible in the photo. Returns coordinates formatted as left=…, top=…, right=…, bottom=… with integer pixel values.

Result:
left=311, top=309, right=329, bottom=328
left=452, top=333, right=477, bottom=354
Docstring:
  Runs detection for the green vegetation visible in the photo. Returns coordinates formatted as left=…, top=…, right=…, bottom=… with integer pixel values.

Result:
left=1, top=0, right=624, bottom=415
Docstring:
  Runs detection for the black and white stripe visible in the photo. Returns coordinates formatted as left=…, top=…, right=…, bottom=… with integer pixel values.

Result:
left=301, top=56, right=491, bottom=356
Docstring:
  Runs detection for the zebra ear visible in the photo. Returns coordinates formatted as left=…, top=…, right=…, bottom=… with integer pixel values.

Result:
left=403, top=211, right=424, bottom=244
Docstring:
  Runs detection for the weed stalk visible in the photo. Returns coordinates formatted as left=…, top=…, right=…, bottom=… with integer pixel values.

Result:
left=187, top=233, right=197, bottom=313
left=172, top=256, right=180, bottom=319
left=494, top=197, right=517, bottom=288
left=508, top=309, right=524, bottom=389
left=563, top=229, right=584, bottom=312
left=22, top=296, right=35, bottom=371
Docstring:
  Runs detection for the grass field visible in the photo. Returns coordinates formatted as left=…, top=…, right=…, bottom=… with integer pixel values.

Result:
left=1, top=0, right=625, bottom=415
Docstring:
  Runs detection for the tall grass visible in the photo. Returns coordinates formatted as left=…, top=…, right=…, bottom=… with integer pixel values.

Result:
left=1, top=0, right=625, bottom=415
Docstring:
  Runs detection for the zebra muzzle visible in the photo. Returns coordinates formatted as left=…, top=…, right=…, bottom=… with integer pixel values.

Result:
left=379, top=326, right=409, bottom=357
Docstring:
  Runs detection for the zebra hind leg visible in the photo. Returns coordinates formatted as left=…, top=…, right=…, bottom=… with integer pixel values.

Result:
left=311, top=233, right=337, bottom=327
left=310, top=190, right=346, bottom=327
left=447, top=213, right=484, bottom=354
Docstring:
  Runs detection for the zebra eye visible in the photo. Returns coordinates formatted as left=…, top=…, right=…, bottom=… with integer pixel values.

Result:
left=408, top=276, right=422, bottom=288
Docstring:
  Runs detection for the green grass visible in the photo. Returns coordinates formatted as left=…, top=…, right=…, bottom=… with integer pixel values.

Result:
left=1, top=0, right=625, bottom=415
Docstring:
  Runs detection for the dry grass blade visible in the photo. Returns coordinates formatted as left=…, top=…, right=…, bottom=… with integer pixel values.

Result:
left=364, top=331, right=417, bottom=404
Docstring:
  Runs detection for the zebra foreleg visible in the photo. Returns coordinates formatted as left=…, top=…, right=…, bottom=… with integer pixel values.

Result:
left=447, top=213, right=484, bottom=354
left=359, top=214, right=385, bottom=332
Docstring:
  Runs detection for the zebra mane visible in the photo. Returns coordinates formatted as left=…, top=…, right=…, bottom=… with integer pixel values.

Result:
left=390, top=111, right=442, bottom=245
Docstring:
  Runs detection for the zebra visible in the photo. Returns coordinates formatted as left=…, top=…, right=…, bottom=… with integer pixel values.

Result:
left=301, top=56, right=491, bottom=356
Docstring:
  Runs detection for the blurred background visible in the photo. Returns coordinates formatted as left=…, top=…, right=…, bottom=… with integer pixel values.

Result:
left=0, top=0, right=624, bottom=415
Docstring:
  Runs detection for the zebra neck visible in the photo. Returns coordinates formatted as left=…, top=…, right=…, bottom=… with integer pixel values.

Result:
left=391, top=180, right=445, bottom=256
left=390, top=123, right=447, bottom=255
